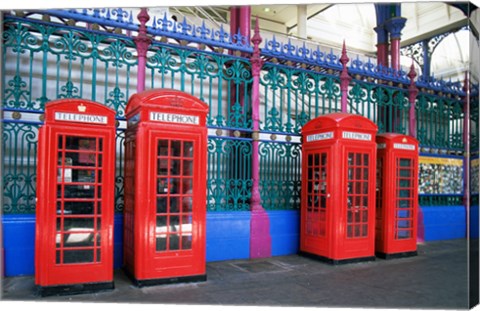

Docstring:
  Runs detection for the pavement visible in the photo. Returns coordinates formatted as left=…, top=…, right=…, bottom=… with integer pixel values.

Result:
left=1, top=239, right=477, bottom=310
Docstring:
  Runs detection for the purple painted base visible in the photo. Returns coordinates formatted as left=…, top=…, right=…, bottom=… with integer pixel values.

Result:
left=250, top=209, right=272, bottom=258
left=417, top=208, right=425, bottom=242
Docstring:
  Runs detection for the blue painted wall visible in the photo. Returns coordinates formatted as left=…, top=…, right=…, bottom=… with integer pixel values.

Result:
left=2, top=214, right=36, bottom=277
left=2, top=207, right=468, bottom=277
left=268, top=210, right=300, bottom=256
left=114, top=214, right=124, bottom=268
left=206, top=211, right=251, bottom=262
left=419, top=206, right=466, bottom=241
left=1, top=214, right=125, bottom=277
left=471, top=204, right=479, bottom=239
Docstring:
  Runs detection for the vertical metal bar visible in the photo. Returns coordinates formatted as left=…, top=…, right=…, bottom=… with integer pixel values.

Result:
left=134, top=8, right=151, bottom=93
left=250, top=17, right=271, bottom=258
left=150, top=67, right=155, bottom=89
left=340, top=41, right=351, bottom=114
left=314, top=76, right=319, bottom=118
left=104, top=62, right=109, bottom=103
left=80, top=57, right=84, bottom=98
left=408, top=62, right=418, bottom=137
left=126, top=65, right=131, bottom=104
left=28, top=50, right=33, bottom=106
left=286, top=73, right=292, bottom=132
left=91, top=40, right=97, bottom=102
left=56, top=54, right=60, bottom=97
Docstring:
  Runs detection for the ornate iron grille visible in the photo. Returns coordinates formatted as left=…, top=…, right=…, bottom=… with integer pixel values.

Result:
left=2, top=10, right=473, bottom=213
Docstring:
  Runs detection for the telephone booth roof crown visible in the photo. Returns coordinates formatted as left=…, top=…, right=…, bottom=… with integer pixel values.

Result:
left=302, top=112, right=378, bottom=134
left=126, top=89, right=209, bottom=118
left=376, top=133, right=419, bottom=144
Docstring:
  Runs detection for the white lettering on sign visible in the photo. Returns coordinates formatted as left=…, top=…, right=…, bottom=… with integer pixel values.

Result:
left=394, top=143, right=416, bottom=150
left=55, top=112, right=107, bottom=124
left=377, top=143, right=386, bottom=149
left=306, top=131, right=334, bottom=142
left=342, top=131, right=372, bottom=141
left=150, top=112, right=199, bottom=125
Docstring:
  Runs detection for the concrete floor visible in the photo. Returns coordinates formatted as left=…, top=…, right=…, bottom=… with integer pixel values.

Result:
left=1, top=239, right=475, bottom=309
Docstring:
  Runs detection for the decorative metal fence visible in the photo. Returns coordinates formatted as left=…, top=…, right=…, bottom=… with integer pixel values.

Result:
left=471, top=84, right=479, bottom=156
left=1, top=9, right=473, bottom=215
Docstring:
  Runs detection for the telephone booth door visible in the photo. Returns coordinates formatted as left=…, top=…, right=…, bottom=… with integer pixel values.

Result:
left=124, top=89, right=208, bottom=286
left=35, top=99, right=116, bottom=296
left=301, top=113, right=378, bottom=264
left=375, top=133, right=419, bottom=258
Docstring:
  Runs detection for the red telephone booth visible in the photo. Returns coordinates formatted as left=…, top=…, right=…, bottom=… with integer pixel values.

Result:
left=300, top=113, right=378, bottom=264
left=375, top=133, right=419, bottom=259
left=35, top=99, right=116, bottom=296
left=123, top=89, right=208, bottom=286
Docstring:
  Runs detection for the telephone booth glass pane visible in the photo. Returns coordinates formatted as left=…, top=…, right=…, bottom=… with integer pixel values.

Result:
left=395, top=158, right=414, bottom=239
left=56, top=135, right=103, bottom=264
left=156, top=139, right=194, bottom=252
left=347, top=152, right=369, bottom=238
left=306, top=152, right=327, bottom=237
left=376, top=157, right=383, bottom=208
left=376, top=157, right=384, bottom=229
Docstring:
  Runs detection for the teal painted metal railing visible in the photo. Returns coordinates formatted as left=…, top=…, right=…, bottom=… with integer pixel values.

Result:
left=146, top=43, right=253, bottom=130
left=2, top=12, right=472, bottom=214
left=207, top=137, right=252, bottom=211
left=416, top=92, right=464, bottom=152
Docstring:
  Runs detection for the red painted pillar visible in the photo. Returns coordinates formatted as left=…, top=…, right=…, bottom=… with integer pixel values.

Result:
left=229, top=7, right=239, bottom=42
left=134, top=8, right=152, bottom=93
left=239, top=6, right=251, bottom=46
left=339, top=41, right=351, bottom=113
left=374, top=26, right=389, bottom=68
left=384, top=17, right=406, bottom=72
left=250, top=17, right=271, bottom=259
left=408, top=62, right=418, bottom=137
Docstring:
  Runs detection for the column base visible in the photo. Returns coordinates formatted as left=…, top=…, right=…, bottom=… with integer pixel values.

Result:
left=250, top=209, right=272, bottom=258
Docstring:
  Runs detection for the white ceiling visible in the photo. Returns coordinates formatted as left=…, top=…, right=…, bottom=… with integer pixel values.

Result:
left=250, top=3, right=468, bottom=52
left=176, top=2, right=478, bottom=82
left=3, top=1, right=477, bottom=82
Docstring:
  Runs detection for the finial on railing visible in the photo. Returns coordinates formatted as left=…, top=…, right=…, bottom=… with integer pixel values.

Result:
left=408, top=61, right=418, bottom=92
left=340, top=40, right=351, bottom=113
left=408, top=61, right=417, bottom=88
left=137, top=8, right=150, bottom=35
left=250, top=16, right=263, bottom=73
left=134, top=8, right=152, bottom=93
left=251, top=16, right=262, bottom=53
left=408, top=60, right=418, bottom=138
left=340, top=40, right=349, bottom=68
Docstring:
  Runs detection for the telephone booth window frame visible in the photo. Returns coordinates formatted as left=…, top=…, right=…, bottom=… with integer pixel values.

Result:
left=395, top=157, right=415, bottom=240
left=306, top=151, right=328, bottom=238
left=55, top=134, right=105, bottom=265
left=155, top=138, right=195, bottom=253
left=346, top=152, right=370, bottom=239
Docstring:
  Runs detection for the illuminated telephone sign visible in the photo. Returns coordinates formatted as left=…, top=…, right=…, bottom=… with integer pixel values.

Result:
left=300, top=113, right=378, bottom=264
left=375, top=133, right=419, bottom=259
left=124, top=89, right=208, bottom=286
left=35, top=99, right=116, bottom=296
